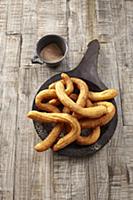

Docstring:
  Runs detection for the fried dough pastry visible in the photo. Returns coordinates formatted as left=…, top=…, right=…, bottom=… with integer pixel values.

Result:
left=61, top=73, right=74, bottom=95
left=55, top=81, right=107, bottom=118
left=35, top=89, right=59, bottom=112
left=28, top=73, right=118, bottom=153
left=34, top=93, right=78, bottom=152
left=71, top=77, right=89, bottom=107
left=80, top=101, right=116, bottom=129
left=48, top=79, right=65, bottom=89
left=27, top=111, right=81, bottom=151
left=88, top=89, right=118, bottom=101
left=34, top=123, right=64, bottom=152
left=75, top=97, right=101, bottom=145
left=71, top=77, right=89, bottom=118
left=49, top=73, right=74, bottom=94
left=62, top=93, right=78, bottom=114
left=48, top=73, right=74, bottom=106
left=49, top=93, right=78, bottom=107
left=35, top=90, right=62, bottom=151
left=49, top=76, right=89, bottom=108
left=77, top=126, right=100, bottom=145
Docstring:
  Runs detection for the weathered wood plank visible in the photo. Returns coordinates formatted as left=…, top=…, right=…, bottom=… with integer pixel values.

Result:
left=123, top=126, right=133, bottom=200
left=13, top=0, right=54, bottom=199
left=105, top=1, right=133, bottom=197
left=20, top=34, right=37, bottom=67
left=0, top=0, right=8, bottom=32
left=88, top=149, right=109, bottom=200
left=70, top=157, right=89, bottom=200
left=0, top=33, right=7, bottom=72
left=111, top=0, right=133, bottom=126
left=6, top=0, right=23, bottom=34
left=0, top=34, right=21, bottom=200
left=19, top=0, right=38, bottom=67
left=53, top=155, right=72, bottom=200
left=22, top=0, right=37, bottom=34
left=37, top=0, right=67, bottom=37
left=14, top=67, right=54, bottom=200
left=94, top=1, right=128, bottom=200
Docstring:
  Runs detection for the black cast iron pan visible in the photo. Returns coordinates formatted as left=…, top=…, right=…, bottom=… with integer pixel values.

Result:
left=32, top=40, right=118, bottom=157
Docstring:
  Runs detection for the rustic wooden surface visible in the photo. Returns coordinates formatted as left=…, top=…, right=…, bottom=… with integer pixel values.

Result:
left=0, top=0, right=133, bottom=199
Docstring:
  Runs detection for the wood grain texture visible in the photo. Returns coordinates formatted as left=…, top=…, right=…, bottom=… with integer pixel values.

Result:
left=14, top=67, right=54, bottom=200
left=0, top=0, right=8, bottom=32
left=13, top=0, right=53, bottom=199
left=6, top=0, right=23, bottom=34
left=124, top=126, right=133, bottom=200
left=53, top=155, right=72, bottom=200
left=22, top=0, right=38, bottom=34
left=88, top=149, right=109, bottom=200
left=0, top=34, right=21, bottom=200
left=0, top=0, right=133, bottom=199
left=93, top=1, right=128, bottom=200
left=111, top=0, right=133, bottom=125
left=67, top=0, right=90, bottom=69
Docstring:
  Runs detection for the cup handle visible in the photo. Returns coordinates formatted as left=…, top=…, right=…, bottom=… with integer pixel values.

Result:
left=31, top=55, right=44, bottom=64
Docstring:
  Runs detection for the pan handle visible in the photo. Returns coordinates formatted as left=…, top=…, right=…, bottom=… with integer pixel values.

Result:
left=70, top=40, right=106, bottom=89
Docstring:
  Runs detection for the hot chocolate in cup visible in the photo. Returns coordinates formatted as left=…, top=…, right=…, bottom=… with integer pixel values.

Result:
left=31, top=34, right=68, bottom=67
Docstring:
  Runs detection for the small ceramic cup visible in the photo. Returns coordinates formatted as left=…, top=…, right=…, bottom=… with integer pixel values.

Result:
left=31, top=34, right=68, bottom=67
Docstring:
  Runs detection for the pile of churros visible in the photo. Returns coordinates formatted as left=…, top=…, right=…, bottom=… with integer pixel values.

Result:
left=27, top=73, right=118, bottom=152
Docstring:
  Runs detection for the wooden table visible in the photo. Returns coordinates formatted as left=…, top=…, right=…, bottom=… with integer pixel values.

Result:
left=0, top=0, right=133, bottom=199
